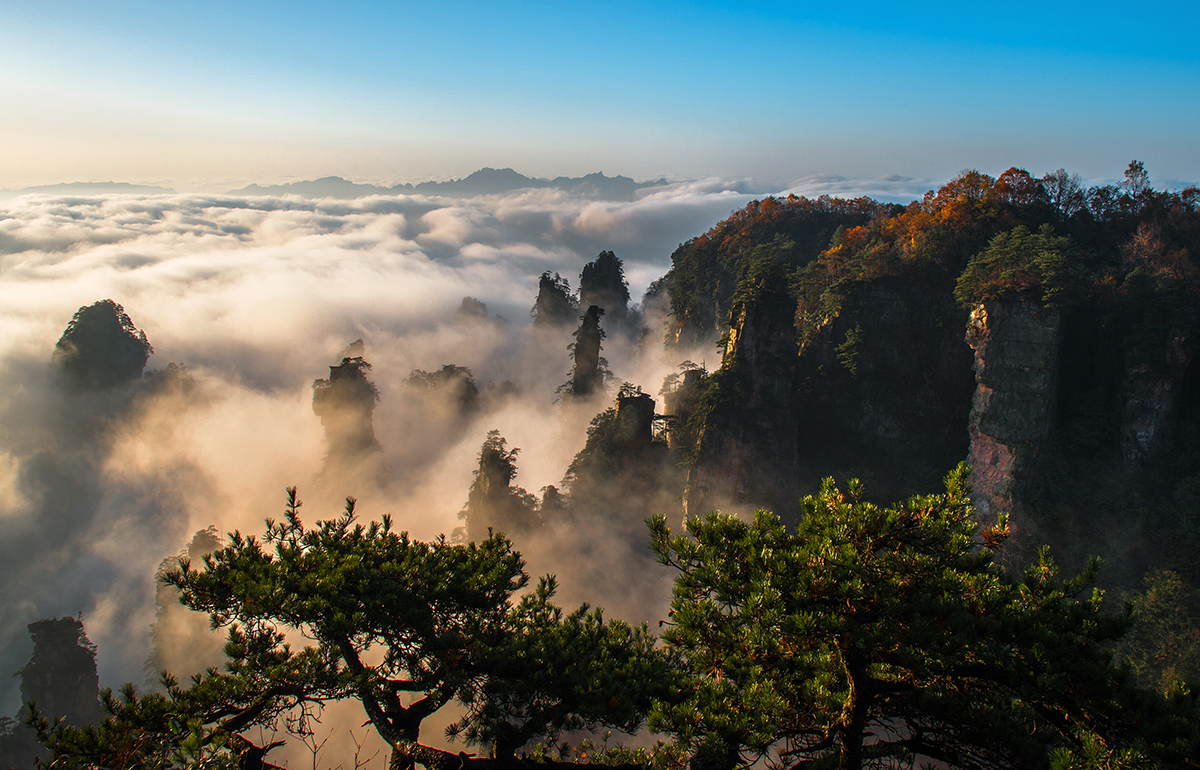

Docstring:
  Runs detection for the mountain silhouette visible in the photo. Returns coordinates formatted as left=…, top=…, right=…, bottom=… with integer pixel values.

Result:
left=228, top=168, right=667, bottom=200
left=0, top=181, right=176, bottom=198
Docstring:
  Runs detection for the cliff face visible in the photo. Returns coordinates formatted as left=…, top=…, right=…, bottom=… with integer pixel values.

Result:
left=662, top=368, right=705, bottom=453
left=964, top=301, right=1062, bottom=523
left=685, top=263, right=799, bottom=520
left=462, top=431, right=538, bottom=544
left=674, top=259, right=1198, bottom=553
left=18, top=618, right=103, bottom=728
left=1120, top=327, right=1197, bottom=470
left=567, top=392, right=682, bottom=537
left=570, top=306, right=607, bottom=398
left=793, top=273, right=976, bottom=502
left=656, top=176, right=1200, bottom=591
left=1, top=620, right=105, bottom=769
left=312, top=355, right=385, bottom=490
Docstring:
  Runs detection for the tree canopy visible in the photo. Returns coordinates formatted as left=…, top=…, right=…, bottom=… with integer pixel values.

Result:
left=649, top=465, right=1198, bottom=770
left=53, top=299, right=153, bottom=389
left=36, top=490, right=668, bottom=770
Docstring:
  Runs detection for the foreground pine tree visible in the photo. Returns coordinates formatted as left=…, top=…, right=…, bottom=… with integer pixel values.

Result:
left=649, top=464, right=1199, bottom=770
left=33, top=489, right=668, bottom=770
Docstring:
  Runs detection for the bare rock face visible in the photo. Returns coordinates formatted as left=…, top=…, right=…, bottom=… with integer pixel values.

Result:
left=312, top=354, right=385, bottom=490
left=662, top=368, right=705, bottom=453
left=462, top=431, right=537, bottom=544
left=685, top=264, right=798, bottom=520
left=0, top=618, right=103, bottom=769
left=964, top=301, right=1062, bottom=523
left=792, top=273, right=975, bottom=502
left=1120, top=329, right=1196, bottom=470
left=615, top=391, right=656, bottom=448
left=569, top=305, right=607, bottom=399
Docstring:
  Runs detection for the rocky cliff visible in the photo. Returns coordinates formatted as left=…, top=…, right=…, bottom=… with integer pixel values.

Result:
left=963, top=301, right=1062, bottom=525
left=664, top=173, right=1200, bottom=584
left=684, top=260, right=800, bottom=520
left=793, top=272, right=976, bottom=503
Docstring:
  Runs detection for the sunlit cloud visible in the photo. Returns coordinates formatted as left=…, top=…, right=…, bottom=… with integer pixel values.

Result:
left=0, top=176, right=931, bottom=722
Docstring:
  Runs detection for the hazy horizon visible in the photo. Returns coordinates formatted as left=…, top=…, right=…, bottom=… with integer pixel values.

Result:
left=2, top=2, right=1197, bottom=191
left=2, top=1, right=1198, bottom=765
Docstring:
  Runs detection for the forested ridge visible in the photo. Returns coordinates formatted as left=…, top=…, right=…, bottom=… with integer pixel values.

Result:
left=9, top=163, right=1200, bottom=770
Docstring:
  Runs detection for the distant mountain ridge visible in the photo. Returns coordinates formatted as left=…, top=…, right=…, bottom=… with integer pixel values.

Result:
left=229, top=168, right=668, bottom=200
left=0, top=181, right=177, bottom=197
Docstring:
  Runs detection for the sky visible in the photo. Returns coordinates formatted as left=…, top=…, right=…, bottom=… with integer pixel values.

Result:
left=1, top=0, right=1199, bottom=755
left=0, top=4, right=1197, bottom=763
left=1, top=1, right=1198, bottom=190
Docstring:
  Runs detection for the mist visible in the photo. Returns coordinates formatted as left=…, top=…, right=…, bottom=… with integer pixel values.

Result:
left=0, top=176, right=936, bottom=765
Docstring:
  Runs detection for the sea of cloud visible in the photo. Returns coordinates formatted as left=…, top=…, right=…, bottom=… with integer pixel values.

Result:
left=0, top=175, right=935, bottom=763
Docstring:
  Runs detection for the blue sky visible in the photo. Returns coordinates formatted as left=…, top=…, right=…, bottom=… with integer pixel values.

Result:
left=1, top=1, right=1197, bottom=189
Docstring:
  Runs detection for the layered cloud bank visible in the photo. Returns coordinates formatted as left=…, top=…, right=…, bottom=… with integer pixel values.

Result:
left=0, top=176, right=934, bottom=729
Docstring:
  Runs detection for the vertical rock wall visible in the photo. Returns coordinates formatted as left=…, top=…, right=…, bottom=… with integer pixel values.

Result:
left=312, top=354, right=385, bottom=489
left=1120, top=329, right=1197, bottom=470
left=792, top=274, right=975, bottom=501
left=663, top=369, right=705, bottom=453
left=964, top=301, right=1062, bottom=523
left=17, top=618, right=103, bottom=727
left=684, top=270, right=799, bottom=520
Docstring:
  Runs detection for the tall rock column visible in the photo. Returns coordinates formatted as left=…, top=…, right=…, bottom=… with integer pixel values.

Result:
left=312, top=353, right=385, bottom=489
left=662, top=368, right=705, bottom=453
left=18, top=618, right=103, bottom=726
left=567, top=305, right=607, bottom=399
left=684, top=261, right=798, bottom=520
left=964, top=301, right=1062, bottom=524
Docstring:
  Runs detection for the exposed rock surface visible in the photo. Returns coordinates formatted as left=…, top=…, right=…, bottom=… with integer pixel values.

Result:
left=614, top=391, right=656, bottom=448
left=461, top=431, right=537, bottom=544
left=18, top=619, right=103, bottom=727
left=662, top=368, right=705, bottom=453
left=685, top=263, right=799, bottom=520
left=964, top=301, right=1062, bottom=523
left=567, top=306, right=607, bottom=399
left=793, top=273, right=975, bottom=502
left=531, top=272, right=578, bottom=327
left=1120, top=328, right=1197, bottom=470
left=312, top=353, right=384, bottom=488
left=0, top=618, right=103, bottom=770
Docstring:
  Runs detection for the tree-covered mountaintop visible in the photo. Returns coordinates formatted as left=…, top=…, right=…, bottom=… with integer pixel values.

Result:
left=666, top=163, right=1200, bottom=593
left=667, top=195, right=896, bottom=345
left=667, top=164, right=1199, bottom=349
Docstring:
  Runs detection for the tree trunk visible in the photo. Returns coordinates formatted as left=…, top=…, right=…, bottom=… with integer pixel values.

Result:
left=837, top=652, right=871, bottom=770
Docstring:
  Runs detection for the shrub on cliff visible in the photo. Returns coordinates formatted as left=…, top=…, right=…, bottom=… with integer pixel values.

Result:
left=954, top=223, right=1078, bottom=308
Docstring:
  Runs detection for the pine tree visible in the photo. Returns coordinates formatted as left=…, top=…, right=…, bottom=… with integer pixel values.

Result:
left=649, top=465, right=1193, bottom=769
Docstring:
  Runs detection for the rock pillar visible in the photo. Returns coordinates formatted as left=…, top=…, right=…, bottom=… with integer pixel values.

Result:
left=964, top=301, right=1062, bottom=523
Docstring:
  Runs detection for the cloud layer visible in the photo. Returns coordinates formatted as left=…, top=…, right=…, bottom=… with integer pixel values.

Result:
left=0, top=178, right=934, bottom=760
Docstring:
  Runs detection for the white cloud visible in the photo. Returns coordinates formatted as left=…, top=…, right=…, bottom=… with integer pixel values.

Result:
left=0, top=177, right=930, bottom=722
